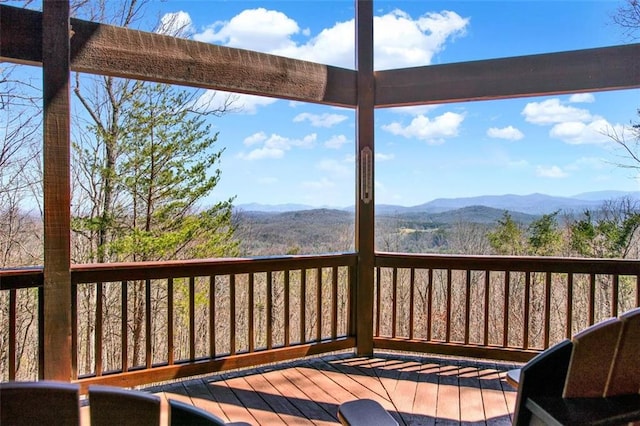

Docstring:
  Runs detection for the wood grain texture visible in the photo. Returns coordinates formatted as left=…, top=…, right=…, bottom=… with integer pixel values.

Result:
left=42, top=0, right=72, bottom=382
left=375, top=43, right=640, bottom=107
left=1, top=5, right=356, bottom=107
left=147, top=352, right=517, bottom=425
left=563, top=317, right=622, bottom=398
left=605, top=307, right=640, bottom=396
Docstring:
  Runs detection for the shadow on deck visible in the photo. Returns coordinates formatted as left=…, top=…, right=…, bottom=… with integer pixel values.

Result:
left=146, top=352, right=520, bottom=425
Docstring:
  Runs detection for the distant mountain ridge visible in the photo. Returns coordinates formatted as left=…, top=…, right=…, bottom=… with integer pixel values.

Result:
left=236, top=191, right=640, bottom=215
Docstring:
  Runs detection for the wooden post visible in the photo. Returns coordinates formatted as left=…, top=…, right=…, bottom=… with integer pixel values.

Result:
left=355, top=0, right=375, bottom=356
left=42, top=0, right=72, bottom=381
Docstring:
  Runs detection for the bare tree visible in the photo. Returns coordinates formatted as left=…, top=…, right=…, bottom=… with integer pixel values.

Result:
left=613, top=0, right=640, bottom=40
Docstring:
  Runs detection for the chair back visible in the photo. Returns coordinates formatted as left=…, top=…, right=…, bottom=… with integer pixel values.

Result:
left=89, top=384, right=161, bottom=426
left=0, top=380, right=80, bottom=426
left=605, top=306, right=640, bottom=396
left=563, top=317, right=622, bottom=398
left=169, top=398, right=228, bottom=426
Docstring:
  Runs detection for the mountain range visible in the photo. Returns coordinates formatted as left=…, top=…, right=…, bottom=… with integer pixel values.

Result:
left=237, top=190, right=640, bottom=216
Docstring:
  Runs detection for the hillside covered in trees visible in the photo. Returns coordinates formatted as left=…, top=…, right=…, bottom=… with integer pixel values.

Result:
left=234, top=196, right=640, bottom=259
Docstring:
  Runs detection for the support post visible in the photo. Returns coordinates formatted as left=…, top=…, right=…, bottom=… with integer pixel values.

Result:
left=42, top=0, right=72, bottom=381
left=355, top=0, right=375, bottom=356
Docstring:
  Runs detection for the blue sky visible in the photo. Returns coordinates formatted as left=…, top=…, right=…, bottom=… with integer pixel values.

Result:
left=150, top=0, right=639, bottom=209
left=17, top=0, right=640, bottom=208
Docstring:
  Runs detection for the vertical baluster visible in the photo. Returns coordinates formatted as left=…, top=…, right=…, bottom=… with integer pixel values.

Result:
left=566, top=273, right=573, bottom=339
left=9, top=288, right=16, bottom=380
left=483, top=271, right=490, bottom=346
left=544, top=272, right=552, bottom=349
left=248, top=274, right=254, bottom=352
left=392, top=267, right=397, bottom=338
left=349, top=264, right=357, bottom=337
left=230, top=274, right=236, bottom=355
left=636, top=275, right=639, bottom=308
left=409, top=268, right=415, bottom=340
left=95, top=282, right=103, bottom=376
left=121, top=280, right=128, bottom=372
left=71, top=283, right=77, bottom=379
left=285, top=270, right=291, bottom=346
left=145, top=279, right=152, bottom=368
left=316, top=267, right=322, bottom=341
left=168, top=278, right=174, bottom=364
left=375, top=267, right=381, bottom=337
left=589, top=273, right=596, bottom=325
left=300, top=269, right=306, bottom=343
left=446, top=269, right=452, bottom=343
left=427, top=268, right=433, bottom=342
left=189, top=277, right=195, bottom=360
left=523, top=272, right=531, bottom=350
left=209, top=275, right=216, bottom=357
left=38, top=285, right=44, bottom=379
left=331, top=267, right=338, bottom=340
left=464, top=270, right=471, bottom=345
left=503, top=271, right=510, bottom=348
left=267, top=271, right=273, bottom=349
left=612, top=274, right=619, bottom=317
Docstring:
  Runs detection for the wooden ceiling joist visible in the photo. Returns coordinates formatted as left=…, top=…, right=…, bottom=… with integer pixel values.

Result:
left=0, top=5, right=357, bottom=107
left=375, top=43, right=640, bottom=107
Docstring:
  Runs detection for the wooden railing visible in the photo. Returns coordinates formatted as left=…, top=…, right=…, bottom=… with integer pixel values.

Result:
left=374, top=253, right=640, bottom=362
left=3, top=252, right=640, bottom=384
left=1, top=254, right=357, bottom=386
left=0, top=268, right=44, bottom=381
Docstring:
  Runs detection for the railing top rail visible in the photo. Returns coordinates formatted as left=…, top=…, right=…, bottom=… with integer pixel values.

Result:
left=71, top=252, right=358, bottom=283
left=0, top=267, right=44, bottom=291
left=376, top=252, right=640, bottom=275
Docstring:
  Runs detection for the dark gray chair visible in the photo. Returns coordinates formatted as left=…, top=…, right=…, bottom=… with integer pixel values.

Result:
left=0, top=380, right=80, bottom=426
left=169, top=398, right=252, bottom=426
left=89, top=384, right=161, bottom=426
left=513, top=307, right=640, bottom=425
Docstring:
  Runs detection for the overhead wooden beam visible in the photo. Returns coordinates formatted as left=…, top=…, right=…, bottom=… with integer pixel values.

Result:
left=42, top=0, right=72, bottom=381
left=375, top=43, right=640, bottom=107
left=0, top=5, right=356, bottom=107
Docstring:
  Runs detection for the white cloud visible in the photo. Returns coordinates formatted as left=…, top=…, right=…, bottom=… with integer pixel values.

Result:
left=522, top=98, right=592, bottom=125
left=324, top=135, right=349, bottom=149
left=194, top=8, right=300, bottom=52
left=301, top=177, right=336, bottom=190
left=536, top=165, right=568, bottom=178
left=243, top=132, right=267, bottom=146
left=569, top=93, right=595, bottom=103
left=550, top=119, right=622, bottom=145
left=193, top=8, right=469, bottom=70
left=374, top=10, right=469, bottom=70
left=195, top=90, right=277, bottom=114
left=376, top=153, right=395, bottom=161
left=487, top=126, right=524, bottom=141
left=388, top=105, right=440, bottom=116
left=294, top=112, right=348, bottom=128
left=317, top=159, right=351, bottom=177
left=382, top=111, right=464, bottom=144
left=238, top=133, right=317, bottom=160
left=239, top=146, right=285, bottom=160
left=522, top=98, right=625, bottom=146
left=158, top=11, right=193, bottom=36
left=571, top=157, right=607, bottom=170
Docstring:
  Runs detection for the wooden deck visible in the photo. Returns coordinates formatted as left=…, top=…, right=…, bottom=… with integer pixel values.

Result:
left=145, top=352, right=520, bottom=425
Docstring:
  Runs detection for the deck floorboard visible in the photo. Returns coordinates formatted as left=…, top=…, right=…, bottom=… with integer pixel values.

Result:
left=148, top=352, right=519, bottom=425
